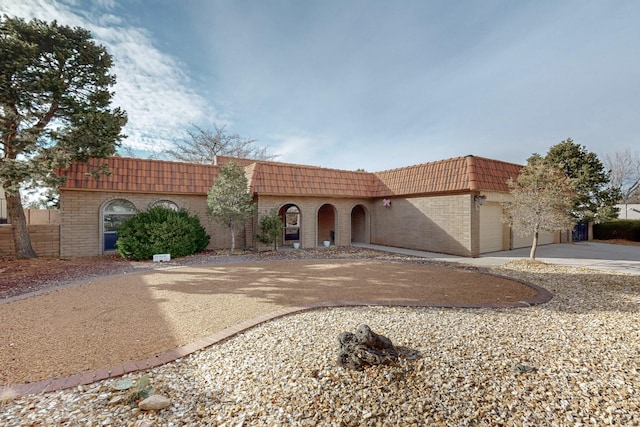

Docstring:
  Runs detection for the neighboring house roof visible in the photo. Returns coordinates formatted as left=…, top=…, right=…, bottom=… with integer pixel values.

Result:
left=59, top=154, right=522, bottom=197
left=60, top=157, right=218, bottom=194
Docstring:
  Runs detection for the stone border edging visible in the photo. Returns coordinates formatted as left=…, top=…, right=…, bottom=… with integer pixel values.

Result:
left=1, top=276, right=552, bottom=398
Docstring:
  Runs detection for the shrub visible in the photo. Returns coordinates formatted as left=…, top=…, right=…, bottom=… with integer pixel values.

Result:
left=593, top=219, right=640, bottom=241
left=115, top=206, right=210, bottom=260
left=255, top=208, right=283, bottom=251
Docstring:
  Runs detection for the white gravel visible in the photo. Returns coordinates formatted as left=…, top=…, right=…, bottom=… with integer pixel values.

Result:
left=1, top=261, right=639, bottom=426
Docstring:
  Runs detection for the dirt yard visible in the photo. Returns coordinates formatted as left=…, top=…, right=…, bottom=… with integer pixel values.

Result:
left=0, top=248, right=543, bottom=385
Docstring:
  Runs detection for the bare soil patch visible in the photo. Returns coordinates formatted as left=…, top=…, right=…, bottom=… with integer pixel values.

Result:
left=0, top=248, right=541, bottom=385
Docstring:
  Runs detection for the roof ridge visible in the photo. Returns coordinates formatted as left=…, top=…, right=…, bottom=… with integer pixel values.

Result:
left=249, top=160, right=371, bottom=174
left=107, top=156, right=218, bottom=168
left=464, top=154, right=524, bottom=168
left=466, top=155, right=478, bottom=191
left=374, top=156, right=467, bottom=175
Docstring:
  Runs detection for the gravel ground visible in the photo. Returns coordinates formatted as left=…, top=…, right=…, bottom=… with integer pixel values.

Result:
left=1, top=257, right=639, bottom=426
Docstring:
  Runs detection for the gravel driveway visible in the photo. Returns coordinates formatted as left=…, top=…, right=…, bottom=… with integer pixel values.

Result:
left=1, top=249, right=639, bottom=426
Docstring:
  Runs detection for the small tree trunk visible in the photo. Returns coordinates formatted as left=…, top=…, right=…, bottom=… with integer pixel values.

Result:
left=529, top=231, right=539, bottom=260
left=5, top=189, right=37, bottom=259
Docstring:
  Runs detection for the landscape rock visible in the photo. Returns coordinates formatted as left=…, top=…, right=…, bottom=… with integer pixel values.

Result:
left=108, top=395, right=126, bottom=405
left=337, top=324, right=399, bottom=370
left=138, top=394, right=171, bottom=411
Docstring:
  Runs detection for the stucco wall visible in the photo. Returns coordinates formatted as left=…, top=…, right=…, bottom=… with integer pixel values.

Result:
left=369, top=193, right=476, bottom=257
left=617, top=204, right=640, bottom=220
left=59, top=190, right=238, bottom=257
left=24, top=209, right=60, bottom=224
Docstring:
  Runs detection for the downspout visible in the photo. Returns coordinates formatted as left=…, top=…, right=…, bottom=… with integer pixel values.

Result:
left=465, top=155, right=481, bottom=257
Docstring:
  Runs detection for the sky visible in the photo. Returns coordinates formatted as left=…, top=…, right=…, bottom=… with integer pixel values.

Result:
left=1, top=0, right=639, bottom=172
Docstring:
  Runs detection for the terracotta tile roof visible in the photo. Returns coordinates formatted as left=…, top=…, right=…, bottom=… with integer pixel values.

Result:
left=246, top=162, right=378, bottom=197
left=467, top=155, right=522, bottom=192
left=59, top=155, right=522, bottom=197
left=59, top=157, right=217, bottom=194
left=374, top=156, right=522, bottom=196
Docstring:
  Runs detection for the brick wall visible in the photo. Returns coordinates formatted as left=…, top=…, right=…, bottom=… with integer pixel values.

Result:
left=57, top=190, right=487, bottom=258
left=370, top=193, right=475, bottom=257
left=59, top=190, right=239, bottom=257
left=255, top=196, right=372, bottom=249
left=0, top=224, right=60, bottom=256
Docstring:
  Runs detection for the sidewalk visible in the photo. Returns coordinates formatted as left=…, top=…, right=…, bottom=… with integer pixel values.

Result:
left=353, top=242, right=640, bottom=275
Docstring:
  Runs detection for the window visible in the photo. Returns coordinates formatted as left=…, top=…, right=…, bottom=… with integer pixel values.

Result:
left=103, top=199, right=136, bottom=251
left=150, top=200, right=179, bottom=211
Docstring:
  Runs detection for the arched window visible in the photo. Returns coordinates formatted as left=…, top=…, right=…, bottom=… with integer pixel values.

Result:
left=150, top=200, right=179, bottom=211
left=103, top=199, right=136, bottom=251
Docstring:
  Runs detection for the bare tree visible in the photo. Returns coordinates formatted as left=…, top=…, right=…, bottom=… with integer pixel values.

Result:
left=604, top=149, right=640, bottom=216
left=166, top=124, right=277, bottom=164
left=502, top=155, right=577, bottom=260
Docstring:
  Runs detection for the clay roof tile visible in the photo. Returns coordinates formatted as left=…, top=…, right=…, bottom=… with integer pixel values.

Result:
left=59, top=154, right=522, bottom=198
left=59, top=157, right=218, bottom=194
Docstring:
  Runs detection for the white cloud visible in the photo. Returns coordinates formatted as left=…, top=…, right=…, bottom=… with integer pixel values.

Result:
left=3, top=0, right=638, bottom=169
left=268, top=132, right=337, bottom=168
left=0, top=0, right=214, bottom=154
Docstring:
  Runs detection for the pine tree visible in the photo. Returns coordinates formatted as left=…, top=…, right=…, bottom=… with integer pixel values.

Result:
left=544, top=138, right=620, bottom=222
left=0, top=16, right=127, bottom=258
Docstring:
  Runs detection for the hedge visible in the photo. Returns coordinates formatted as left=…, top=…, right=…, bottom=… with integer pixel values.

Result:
left=593, top=220, right=640, bottom=242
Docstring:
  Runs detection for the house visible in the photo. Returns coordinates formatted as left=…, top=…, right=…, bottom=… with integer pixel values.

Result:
left=616, top=204, right=640, bottom=220
left=0, top=187, right=6, bottom=224
left=55, top=154, right=561, bottom=258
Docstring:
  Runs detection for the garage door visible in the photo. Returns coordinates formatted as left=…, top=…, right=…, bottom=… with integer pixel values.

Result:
left=479, top=204, right=504, bottom=253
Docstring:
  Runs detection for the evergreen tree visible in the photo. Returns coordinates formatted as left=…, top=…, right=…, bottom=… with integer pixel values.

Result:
left=206, top=162, right=254, bottom=254
left=0, top=16, right=127, bottom=258
left=544, top=138, right=620, bottom=223
left=256, top=208, right=283, bottom=251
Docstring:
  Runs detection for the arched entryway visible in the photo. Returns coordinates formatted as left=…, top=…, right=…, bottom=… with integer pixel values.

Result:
left=317, top=203, right=336, bottom=246
left=351, top=204, right=368, bottom=243
left=279, top=204, right=301, bottom=247
left=102, top=199, right=137, bottom=252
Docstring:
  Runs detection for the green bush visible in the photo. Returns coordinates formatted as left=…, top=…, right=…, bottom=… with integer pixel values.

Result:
left=593, top=219, right=640, bottom=241
left=115, top=206, right=210, bottom=260
left=255, top=208, right=283, bottom=251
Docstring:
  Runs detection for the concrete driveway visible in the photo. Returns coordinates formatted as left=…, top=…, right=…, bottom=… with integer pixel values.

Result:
left=356, top=242, right=640, bottom=274
left=479, top=242, right=640, bottom=274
